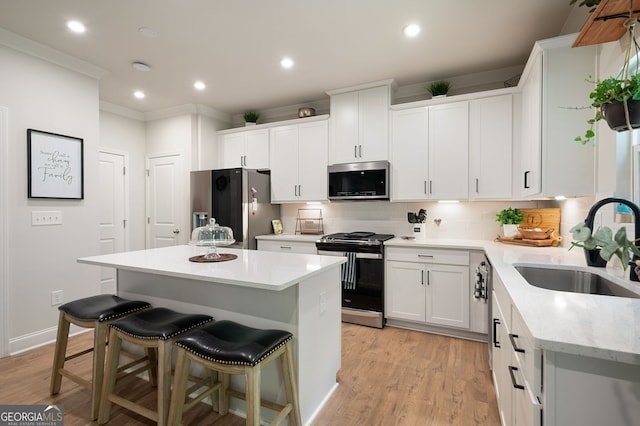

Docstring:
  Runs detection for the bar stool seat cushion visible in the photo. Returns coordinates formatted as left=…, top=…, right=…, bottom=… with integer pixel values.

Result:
left=110, top=307, right=213, bottom=340
left=58, top=294, right=151, bottom=322
left=176, top=320, right=293, bottom=366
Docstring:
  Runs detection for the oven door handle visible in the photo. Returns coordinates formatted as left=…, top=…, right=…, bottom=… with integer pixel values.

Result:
left=317, top=250, right=383, bottom=260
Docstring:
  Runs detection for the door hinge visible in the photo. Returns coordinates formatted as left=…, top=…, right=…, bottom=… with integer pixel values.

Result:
left=123, top=219, right=127, bottom=228
left=123, top=166, right=126, bottom=175
left=146, top=169, right=150, bottom=176
left=147, top=217, right=150, bottom=224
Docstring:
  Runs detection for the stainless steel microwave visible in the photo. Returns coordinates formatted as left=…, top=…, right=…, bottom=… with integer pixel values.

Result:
left=328, top=161, right=389, bottom=200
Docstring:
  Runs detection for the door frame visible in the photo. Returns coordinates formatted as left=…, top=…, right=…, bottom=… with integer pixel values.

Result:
left=0, top=106, right=8, bottom=357
left=99, top=148, right=131, bottom=252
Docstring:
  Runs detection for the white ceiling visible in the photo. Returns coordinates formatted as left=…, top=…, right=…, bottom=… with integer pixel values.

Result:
left=0, top=1, right=588, bottom=116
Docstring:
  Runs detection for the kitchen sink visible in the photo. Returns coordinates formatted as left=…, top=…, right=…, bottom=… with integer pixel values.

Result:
left=515, top=265, right=640, bottom=299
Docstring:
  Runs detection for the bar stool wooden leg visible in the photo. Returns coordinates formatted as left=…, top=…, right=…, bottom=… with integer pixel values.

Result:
left=157, top=339, right=173, bottom=426
left=98, top=327, right=122, bottom=425
left=50, top=311, right=70, bottom=395
left=166, top=349, right=190, bottom=426
left=219, top=372, right=230, bottom=416
left=245, top=365, right=261, bottom=426
left=281, top=342, right=302, bottom=426
left=91, top=321, right=109, bottom=420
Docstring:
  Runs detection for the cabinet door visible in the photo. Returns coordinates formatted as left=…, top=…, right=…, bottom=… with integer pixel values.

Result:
left=428, top=101, right=469, bottom=200
left=425, top=264, right=470, bottom=329
left=385, top=261, right=426, bottom=322
left=358, top=86, right=389, bottom=162
left=269, top=125, right=299, bottom=202
left=492, top=292, right=513, bottom=426
left=298, top=120, right=329, bottom=201
left=469, top=95, right=513, bottom=199
left=219, top=132, right=245, bottom=168
left=520, top=52, right=542, bottom=197
left=244, top=129, right=269, bottom=169
left=330, top=91, right=359, bottom=163
left=390, top=108, right=429, bottom=201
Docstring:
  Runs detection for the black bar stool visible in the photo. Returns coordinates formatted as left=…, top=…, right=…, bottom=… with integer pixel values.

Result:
left=167, top=320, right=301, bottom=426
left=98, top=307, right=214, bottom=426
left=50, top=294, right=151, bottom=420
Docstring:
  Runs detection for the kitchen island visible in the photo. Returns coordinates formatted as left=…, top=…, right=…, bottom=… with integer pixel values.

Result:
left=78, top=244, right=345, bottom=426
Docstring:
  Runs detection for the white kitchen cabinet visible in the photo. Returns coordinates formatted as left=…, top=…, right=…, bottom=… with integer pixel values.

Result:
left=269, top=119, right=328, bottom=202
left=517, top=34, right=596, bottom=198
left=428, top=101, right=469, bottom=200
left=469, top=94, right=513, bottom=200
left=328, top=83, right=392, bottom=164
left=385, top=247, right=469, bottom=330
left=218, top=128, right=269, bottom=169
left=257, top=239, right=317, bottom=254
left=390, top=101, right=469, bottom=201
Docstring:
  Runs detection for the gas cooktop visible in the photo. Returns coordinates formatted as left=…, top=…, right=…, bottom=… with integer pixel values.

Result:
left=317, top=232, right=395, bottom=243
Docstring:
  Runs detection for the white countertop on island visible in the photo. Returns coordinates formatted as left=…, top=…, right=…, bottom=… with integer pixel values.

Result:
left=78, top=244, right=345, bottom=291
left=384, top=237, right=640, bottom=365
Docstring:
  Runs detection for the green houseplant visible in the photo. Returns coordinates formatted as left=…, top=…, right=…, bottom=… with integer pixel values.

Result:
left=496, top=207, right=524, bottom=237
left=427, top=80, right=451, bottom=97
left=569, top=222, right=640, bottom=270
left=575, top=20, right=640, bottom=144
left=243, top=111, right=260, bottom=125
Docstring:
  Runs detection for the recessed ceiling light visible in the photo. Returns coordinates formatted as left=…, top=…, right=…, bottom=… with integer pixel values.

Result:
left=133, top=90, right=145, bottom=99
left=194, top=81, right=206, bottom=90
left=403, top=23, right=421, bottom=38
left=67, top=20, right=86, bottom=34
left=280, top=57, right=294, bottom=69
left=132, top=61, right=151, bottom=72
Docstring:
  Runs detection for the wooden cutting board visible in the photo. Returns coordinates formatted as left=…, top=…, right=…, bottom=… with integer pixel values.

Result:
left=520, top=208, right=560, bottom=234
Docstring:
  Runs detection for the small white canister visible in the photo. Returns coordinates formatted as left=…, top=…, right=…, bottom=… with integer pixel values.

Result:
left=411, top=223, right=427, bottom=240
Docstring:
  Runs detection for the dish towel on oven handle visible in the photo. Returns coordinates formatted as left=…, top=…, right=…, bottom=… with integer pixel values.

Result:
left=341, top=252, right=357, bottom=290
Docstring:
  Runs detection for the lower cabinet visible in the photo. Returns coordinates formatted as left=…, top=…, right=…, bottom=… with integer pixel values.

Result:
left=385, top=247, right=470, bottom=330
left=257, top=239, right=317, bottom=254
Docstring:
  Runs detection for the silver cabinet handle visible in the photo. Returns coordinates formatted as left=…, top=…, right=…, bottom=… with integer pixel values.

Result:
left=418, top=254, right=433, bottom=258
left=298, top=185, right=301, bottom=197
left=426, top=270, right=430, bottom=285
left=424, top=181, right=427, bottom=194
left=359, top=145, right=362, bottom=158
left=280, top=246, right=292, bottom=250
left=354, top=145, right=358, bottom=158
left=475, top=178, right=479, bottom=193
left=429, top=180, right=433, bottom=194
left=421, top=270, right=425, bottom=285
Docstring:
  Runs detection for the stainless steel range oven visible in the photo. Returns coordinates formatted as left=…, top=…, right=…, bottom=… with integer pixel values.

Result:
left=316, top=231, right=394, bottom=328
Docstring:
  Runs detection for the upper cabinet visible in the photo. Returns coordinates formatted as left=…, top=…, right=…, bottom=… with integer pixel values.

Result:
left=517, top=34, right=597, bottom=198
left=469, top=94, right=513, bottom=200
left=269, top=118, right=329, bottom=203
left=327, top=80, right=394, bottom=164
left=218, top=128, right=269, bottom=169
left=390, top=100, right=469, bottom=201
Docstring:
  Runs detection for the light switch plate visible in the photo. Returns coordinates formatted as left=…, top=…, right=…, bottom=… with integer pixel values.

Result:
left=32, top=210, right=63, bottom=226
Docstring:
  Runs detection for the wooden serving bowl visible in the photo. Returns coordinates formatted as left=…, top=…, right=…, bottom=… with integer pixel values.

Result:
left=518, top=227, right=554, bottom=240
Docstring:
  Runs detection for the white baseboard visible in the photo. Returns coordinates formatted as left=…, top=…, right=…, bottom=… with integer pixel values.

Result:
left=8, top=324, right=89, bottom=356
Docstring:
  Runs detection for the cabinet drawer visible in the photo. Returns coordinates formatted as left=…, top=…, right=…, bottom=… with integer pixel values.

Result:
left=385, top=247, right=469, bottom=265
left=257, top=240, right=317, bottom=254
left=510, top=307, right=537, bottom=387
left=510, top=358, right=542, bottom=426
left=492, top=273, right=511, bottom=328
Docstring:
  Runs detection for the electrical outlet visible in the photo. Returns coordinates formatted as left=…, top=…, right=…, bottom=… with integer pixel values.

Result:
left=51, top=290, right=63, bottom=306
left=32, top=211, right=63, bottom=226
left=319, top=291, right=326, bottom=314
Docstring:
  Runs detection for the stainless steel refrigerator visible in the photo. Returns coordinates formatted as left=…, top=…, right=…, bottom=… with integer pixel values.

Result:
left=190, top=168, right=280, bottom=250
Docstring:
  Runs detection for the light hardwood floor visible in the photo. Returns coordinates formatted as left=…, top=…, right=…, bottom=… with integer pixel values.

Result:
left=0, top=323, right=500, bottom=425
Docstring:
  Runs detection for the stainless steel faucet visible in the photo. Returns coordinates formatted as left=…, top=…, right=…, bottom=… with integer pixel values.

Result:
left=585, top=197, right=640, bottom=281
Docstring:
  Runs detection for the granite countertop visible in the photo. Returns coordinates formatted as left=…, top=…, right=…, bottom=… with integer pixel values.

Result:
left=78, top=244, right=345, bottom=291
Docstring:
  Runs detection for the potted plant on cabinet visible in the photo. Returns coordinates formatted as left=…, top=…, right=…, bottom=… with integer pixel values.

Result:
left=496, top=207, right=524, bottom=237
left=575, top=20, right=640, bottom=144
left=427, top=80, right=451, bottom=98
left=243, top=111, right=260, bottom=126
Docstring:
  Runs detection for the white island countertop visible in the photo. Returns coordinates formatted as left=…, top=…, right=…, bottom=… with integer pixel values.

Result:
left=78, top=244, right=345, bottom=291
left=385, top=237, right=640, bottom=365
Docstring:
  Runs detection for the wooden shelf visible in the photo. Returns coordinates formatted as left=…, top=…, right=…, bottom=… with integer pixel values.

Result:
left=573, top=0, right=640, bottom=47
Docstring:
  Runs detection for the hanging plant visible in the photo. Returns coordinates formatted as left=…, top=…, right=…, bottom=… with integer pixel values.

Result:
left=575, top=17, right=640, bottom=145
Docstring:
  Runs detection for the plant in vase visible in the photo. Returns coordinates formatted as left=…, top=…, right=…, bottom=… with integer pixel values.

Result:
left=574, top=20, right=640, bottom=145
left=496, top=207, right=524, bottom=237
left=243, top=111, right=260, bottom=125
left=427, top=80, right=451, bottom=98
left=569, top=222, right=640, bottom=270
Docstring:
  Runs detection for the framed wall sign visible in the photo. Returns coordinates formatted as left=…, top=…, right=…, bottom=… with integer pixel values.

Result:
left=27, top=129, right=84, bottom=199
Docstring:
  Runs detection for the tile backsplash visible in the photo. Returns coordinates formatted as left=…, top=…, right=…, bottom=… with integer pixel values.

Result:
left=277, top=197, right=596, bottom=246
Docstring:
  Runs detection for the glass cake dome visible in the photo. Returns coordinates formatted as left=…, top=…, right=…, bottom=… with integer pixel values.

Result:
left=189, top=218, right=235, bottom=259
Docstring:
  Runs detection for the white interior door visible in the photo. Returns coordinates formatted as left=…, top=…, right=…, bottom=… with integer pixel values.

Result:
left=99, top=150, right=127, bottom=294
left=147, top=153, right=185, bottom=248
